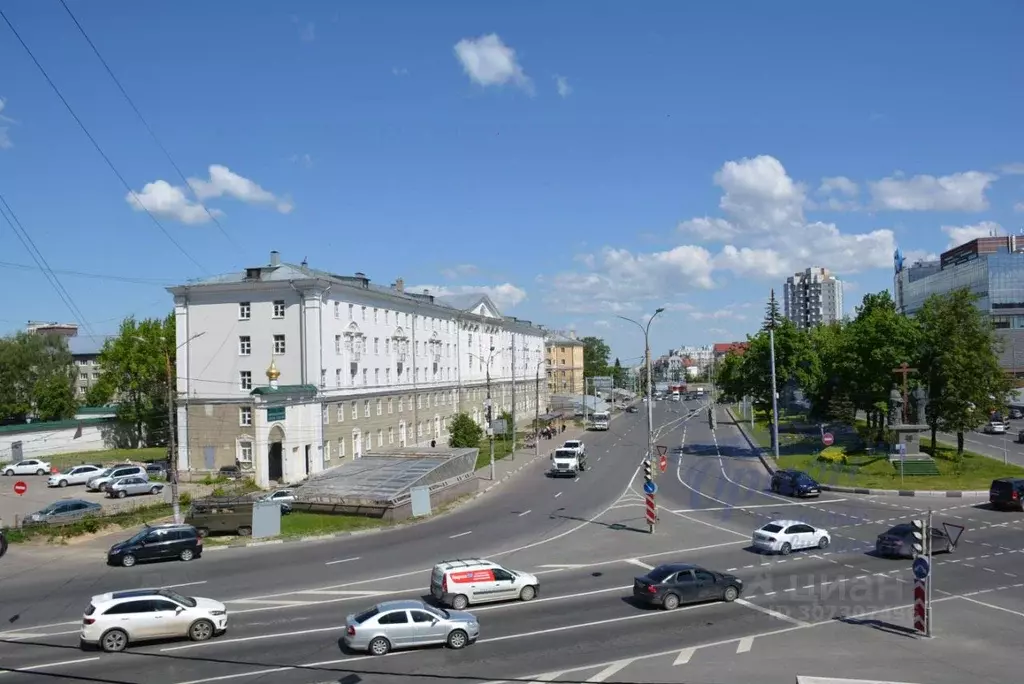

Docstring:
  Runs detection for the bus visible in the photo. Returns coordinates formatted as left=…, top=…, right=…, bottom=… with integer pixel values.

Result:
left=589, top=411, right=610, bottom=430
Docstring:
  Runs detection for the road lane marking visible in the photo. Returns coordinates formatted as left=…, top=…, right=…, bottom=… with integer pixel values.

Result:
left=554, top=492, right=562, bottom=498
left=586, top=660, right=632, bottom=682
left=293, top=590, right=382, bottom=596
left=165, top=581, right=208, bottom=589
left=449, top=531, right=473, bottom=538
left=671, top=499, right=849, bottom=513
left=324, top=556, right=360, bottom=566
left=625, top=558, right=653, bottom=570
left=736, top=637, right=754, bottom=653
left=519, top=510, right=532, bottom=517
left=673, top=647, right=696, bottom=665
left=226, top=599, right=313, bottom=606
left=959, top=595, right=1024, bottom=618
left=734, top=598, right=809, bottom=626
left=0, top=657, right=100, bottom=676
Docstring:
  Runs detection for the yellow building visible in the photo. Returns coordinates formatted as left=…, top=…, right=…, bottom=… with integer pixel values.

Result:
left=545, top=331, right=585, bottom=395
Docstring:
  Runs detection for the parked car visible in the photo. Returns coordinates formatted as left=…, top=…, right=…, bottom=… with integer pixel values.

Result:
left=260, top=489, right=296, bottom=505
left=632, top=563, right=743, bottom=610
left=87, top=465, right=148, bottom=492
left=769, top=469, right=821, bottom=498
left=24, top=499, right=102, bottom=526
left=145, top=462, right=169, bottom=479
left=107, top=476, right=164, bottom=499
left=107, top=523, right=203, bottom=567
left=48, top=464, right=104, bottom=488
left=3, top=459, right=52, bottom=477
left=983, top=421, right=1008, bottom=435
left=218, top=465, right=242, bottom=480
left=80, top=587, right=226, bottom=652
left=343, top=599, right=479, bottom=655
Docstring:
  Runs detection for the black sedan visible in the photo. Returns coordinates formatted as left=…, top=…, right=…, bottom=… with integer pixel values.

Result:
left=632, top=563, right=742, bottom=610
left=875, top=524, right=954, bottom=558
left=770, top=469, right=821, bottom=497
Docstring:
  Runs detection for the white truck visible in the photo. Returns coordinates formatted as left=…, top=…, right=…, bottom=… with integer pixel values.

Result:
left=562, top=439, right=586, bottom=456
left=550, top=447, right=587, bottom=477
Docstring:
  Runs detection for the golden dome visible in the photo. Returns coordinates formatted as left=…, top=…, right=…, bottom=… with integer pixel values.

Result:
left=266, top=359, right=281, bottom=381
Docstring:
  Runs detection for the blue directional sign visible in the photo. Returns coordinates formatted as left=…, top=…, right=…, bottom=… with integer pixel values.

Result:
left=643, top=480, right=658, bottom=496
left=912, top=557, right=930, bottom=580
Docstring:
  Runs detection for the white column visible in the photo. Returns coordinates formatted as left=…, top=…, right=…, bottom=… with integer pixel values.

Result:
left=173, top=296, right=190, bottom=473
left=303, top=292, right=322, bottom=386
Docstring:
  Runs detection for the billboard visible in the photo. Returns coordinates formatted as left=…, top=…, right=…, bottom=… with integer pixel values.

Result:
left=591, top=376, right=614, bottom=392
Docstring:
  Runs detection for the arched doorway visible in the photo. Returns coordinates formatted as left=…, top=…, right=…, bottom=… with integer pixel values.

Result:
left=268, top=425, right=285, bottom=482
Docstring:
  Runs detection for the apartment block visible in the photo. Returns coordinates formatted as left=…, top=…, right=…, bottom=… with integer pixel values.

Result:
left=782, top=267, right=844, bottom=330
left=545, top=331, right=584, bottom=395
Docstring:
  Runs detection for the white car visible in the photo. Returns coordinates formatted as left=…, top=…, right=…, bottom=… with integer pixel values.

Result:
left=48, top=465, right=103, bottom=488
left=261, top=489, right=296, bottom=504
left=80, top=588, right=228, bottom=653
left=984, top=422, right=1008, bottom=435
left=2, top=459, right=51, bottom=477
left=752, top=520, right=831, bottom=555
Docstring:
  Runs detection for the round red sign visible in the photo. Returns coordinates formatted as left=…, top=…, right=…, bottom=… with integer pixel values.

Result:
left=822, top=432, right=835, bottom=447
left=13, top=481, right=27, bottom=496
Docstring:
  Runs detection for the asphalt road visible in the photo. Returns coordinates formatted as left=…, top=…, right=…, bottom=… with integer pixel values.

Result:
left=1, top=400, right=1021, bottom=684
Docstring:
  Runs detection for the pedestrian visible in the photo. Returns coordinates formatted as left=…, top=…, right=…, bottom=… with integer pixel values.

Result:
left=430, top=439, right=436, bottom=448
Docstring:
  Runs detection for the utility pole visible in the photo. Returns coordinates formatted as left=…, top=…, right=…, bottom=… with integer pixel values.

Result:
left=926, top=507, right=933, bottom=636
left=485, top=346, right=495, bottom=480
left=510, top=333, right=517, bottom=453
left=164, top=351, right=181, bottom=524
left=767, top=290, right=781, bottom=460
left=534, top=362, right=541, bottom=458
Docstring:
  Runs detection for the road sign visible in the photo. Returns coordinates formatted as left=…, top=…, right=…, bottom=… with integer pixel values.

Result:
left=822, top=432, right=834, bottom=447
left=12, top=481, right=26, bottom=496
left=913, top=580, right=927, bottom=634
left=643, top=480, right=658, bottom=495
left=912, top=557, right=930, bottom=580
left=942, top=522, right=965, bottom=549
left=645, top=493, right=657, bottom=527
left=656, top=445, right=668, bottom=458
left=659, top=454, right=668, bottom=473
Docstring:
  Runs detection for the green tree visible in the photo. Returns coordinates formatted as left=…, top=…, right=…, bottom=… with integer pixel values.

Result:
left=448, top=412, right=483, bottom=448
left=763, top=289, right=783, bottom=330
left=916, top=289, right=1010, bottom=459
left=0, top=332, right=77, bottom=423
left=581, top=336, right=611, bottom=389
left=612, top=358, right=626, bottom=388
left=741, top=318, right=815, bottom=439
left=715, top=350, right=746, bottom=401
left=93, top=314, right=176, bottom=449
left=803, top=322, right=848, bottom=420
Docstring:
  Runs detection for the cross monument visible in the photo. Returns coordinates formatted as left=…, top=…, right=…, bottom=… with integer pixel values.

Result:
left=892, top=362, right=917, bottom=424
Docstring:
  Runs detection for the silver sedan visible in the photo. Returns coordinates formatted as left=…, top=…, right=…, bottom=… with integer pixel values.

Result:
left=107, top=476, right=163, bottom=498
left=343, top=600, right=479, bottom=655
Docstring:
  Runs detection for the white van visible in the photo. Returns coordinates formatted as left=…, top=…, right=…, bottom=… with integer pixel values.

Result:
left=430, top=558, right=540, bottom=610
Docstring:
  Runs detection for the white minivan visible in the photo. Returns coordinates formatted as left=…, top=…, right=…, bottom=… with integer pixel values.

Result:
left=430, top=558, right=540, bottom=610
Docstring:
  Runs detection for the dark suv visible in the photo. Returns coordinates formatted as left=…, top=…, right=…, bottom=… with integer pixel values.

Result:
left=989, top=478, right=1024, bottom=511
left=770, top=469, right=821, bottom=497
left=107, top=523, right=203, bottom=567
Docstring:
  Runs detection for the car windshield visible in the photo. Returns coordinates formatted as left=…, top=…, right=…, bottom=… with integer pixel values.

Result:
left=158, top=589, right=196, bottom=607
left=423, top=605, right=449, bottom=619
left=795, top=474, right=815, bottom=483
left=645, top=566, right=676, bottom=583
left=761, top=524, right=784, bottom=533
left=125, top=528, right=151, bottom=545
left=39, top=503, right=61, bottom=514
left=94, top=468, right=112, bottom=478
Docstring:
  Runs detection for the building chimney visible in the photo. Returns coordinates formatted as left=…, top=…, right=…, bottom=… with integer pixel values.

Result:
left=269, top=250, right=280, bottom=267
left=395, top=277, right=404, bottom=293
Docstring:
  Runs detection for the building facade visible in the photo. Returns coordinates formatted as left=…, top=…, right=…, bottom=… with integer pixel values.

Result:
left=782, top=267, right=844, bottom=330
left=545, top=332, right=584, bottom=395
left=894, top=236, right=1024, bottom=376
left=677, top=345, right=713, bottom=369
left=168, top=251, right=549, bottom=488
left=25, top=322, right=111, bottom=399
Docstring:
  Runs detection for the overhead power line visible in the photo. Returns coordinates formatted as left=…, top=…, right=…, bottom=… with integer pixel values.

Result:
left=0, top=260, right=173, bottom=286
left=57, top=0, right=241, bottom=254
left=0, top=9, right=207, bottom=274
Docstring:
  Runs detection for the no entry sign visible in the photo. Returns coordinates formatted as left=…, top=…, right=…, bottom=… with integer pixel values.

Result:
left=13, top=481, right=27, bottom=496
left=822, top=432, right=835, bottom=447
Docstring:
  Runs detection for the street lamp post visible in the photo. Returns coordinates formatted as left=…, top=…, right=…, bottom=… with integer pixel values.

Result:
left=616, top=308, right=666, bottom=533
left=534, top=360, right=544, bottom=459
left=470, top=346, right=501, bottom=481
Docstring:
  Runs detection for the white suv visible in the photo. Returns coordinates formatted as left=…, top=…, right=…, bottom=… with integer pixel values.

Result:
left=80, top=588, right=228, bottom=652
left=87, top=465, right=147, bottom=492
left=430, top=558, right=539, bottom=610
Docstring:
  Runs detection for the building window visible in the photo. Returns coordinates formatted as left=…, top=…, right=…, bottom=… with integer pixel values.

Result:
left=239, top=441, right=253, bottom=463
left=374, top=369, right=380, bottom=385
left=417, top=394, right=422, bottom=409
left=335, top=335, right=342, bottom=354
left=334, top=301, right=340, bottom=318
left=336, top=368, right=342, bottom=387
left=377, top=429, right=383, bottom=447
left=322, top=405, right=329, bottom=425
left=337, top=403, right=344, bottom=421
left=433, top=393, right=439, bottom=407
left=385, top=368, right=391, bottom=384
left=273, top=300, right=285, bottom=318
left=339, top=437, right=345, bottom=458
left=417, top=422, right=423, bottom=438
left=348, top=303, right=354, bottom=320
left=239, top=336, right=251, bottom=356
left=388, top=426, right=394, bottom=444
left=374, top=308, right=379, bottom=324
left=363, top=400, right=370, bottom=417
left=385, top=339, right=390, bottom=355
left=239, top=371, right=252, bottom=390
left=374, top=337, right=380, bottom=354
left=388, top=397, right=393, bottom=414
left=398, top=397, right=404, bottom=412
left=385, top=311, right=390, bottom=325
left=324, top=440, right=331, bottom=461
left=273, top=334, right=286, bottom=354
left=240, top=407, right=252, bottom=426
left=361, top=306, right=367, bottom=321
left=376, top=398, right=382, bottom=416
left=239, top=302, right=251, bottom=320
left=362, top=368, right=368, bottom=385
left=351, top=401, right=357, bottom=420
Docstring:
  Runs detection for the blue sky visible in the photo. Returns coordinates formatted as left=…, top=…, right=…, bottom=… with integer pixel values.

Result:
left=0, top=1, right=1021, bottom=366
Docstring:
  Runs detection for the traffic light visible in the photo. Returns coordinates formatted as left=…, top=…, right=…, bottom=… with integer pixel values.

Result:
left=644, top=459, right=653, bottom=486
left=911, top=519, right=925, bottom=558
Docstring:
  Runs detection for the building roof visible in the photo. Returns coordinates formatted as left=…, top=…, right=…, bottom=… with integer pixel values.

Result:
left=713, top=342, right=748, bottom=355
left=67, top=335, right=113, bottom=356
left=546, top=333, right=583, bottom=346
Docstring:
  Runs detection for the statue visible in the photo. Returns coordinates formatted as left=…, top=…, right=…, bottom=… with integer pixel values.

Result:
left=887, top=386, right=903, bottom=427
left=912, top=386, right=928, bottom=425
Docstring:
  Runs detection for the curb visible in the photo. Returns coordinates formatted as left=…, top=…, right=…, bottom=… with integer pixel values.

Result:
left=722, top=406, right=988, bottom=499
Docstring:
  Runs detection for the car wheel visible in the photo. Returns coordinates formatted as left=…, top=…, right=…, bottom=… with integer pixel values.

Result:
left=58, top=480, right=68, bottom=488
left=100, top=629, right=129, bottom=653
left=447, top=629, right=469, bottom=649
left=189, top=619, right=214, bottom=642
left=150, top=486, right=161, bottom=495
left=1, top=470, right=11, bottom=476
left=451, top=594, right=469, bottom=610
left=818, top=536, right=830, bottom=550
left=35, top=469, right=46, bottom=476
left=120, top=554, right=137, bottom=568
left=519, top=585, right=536, bottom=602
left=780, top=542, right=792, bottom=555
left=369, top=636, right=391, bottom=656
left=662, top=593, right=680, bottom=610
left=180, top=548, right=195, bottom=562
left=723, top=586, right=739, bottom=602
left=117, top=490, right=127, bottom=498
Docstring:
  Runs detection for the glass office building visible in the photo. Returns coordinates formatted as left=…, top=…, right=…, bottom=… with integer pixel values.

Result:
left=895, top=237, right=1024, bottom=375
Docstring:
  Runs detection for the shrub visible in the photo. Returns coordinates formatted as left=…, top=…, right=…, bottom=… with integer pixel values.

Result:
left=817, top=446, right=848, bottom=465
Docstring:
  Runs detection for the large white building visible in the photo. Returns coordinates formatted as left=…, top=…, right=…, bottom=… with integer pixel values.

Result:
left=782, top=267, right=844, bottom=330
left=168, top=251, right=549, bottom=487
left=677, top=345, right=713, bottom=369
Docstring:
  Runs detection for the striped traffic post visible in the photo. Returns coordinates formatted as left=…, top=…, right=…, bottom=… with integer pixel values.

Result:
left=643, top=459, right=656, bottom=533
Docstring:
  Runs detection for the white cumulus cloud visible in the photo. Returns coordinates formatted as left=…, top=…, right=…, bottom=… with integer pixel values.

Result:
left=126, top=180, right=223, bottom=225
left=941, top=221, right=1002, bottom=248
left=413, top=283, right=527, bottom=310
left=1014, top=202, right=1024, bottom=214
left=0, top=97, right=15, bottom=150
left=868, top=171, right=996, bottom=211
left=555, top=75, right=571, bottom=98
left=127, top=165, right=291, bottom=223
left=454, top=34, right=532, bottom=93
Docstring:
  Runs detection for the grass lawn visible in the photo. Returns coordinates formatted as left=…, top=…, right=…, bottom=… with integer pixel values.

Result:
left=279, top=510, right=391, bottom=538
left=473, top=437, right=520, bottom=470
left=6, top=501, right=176, bottom=544
left=46, top=447, right=167, bottom=473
